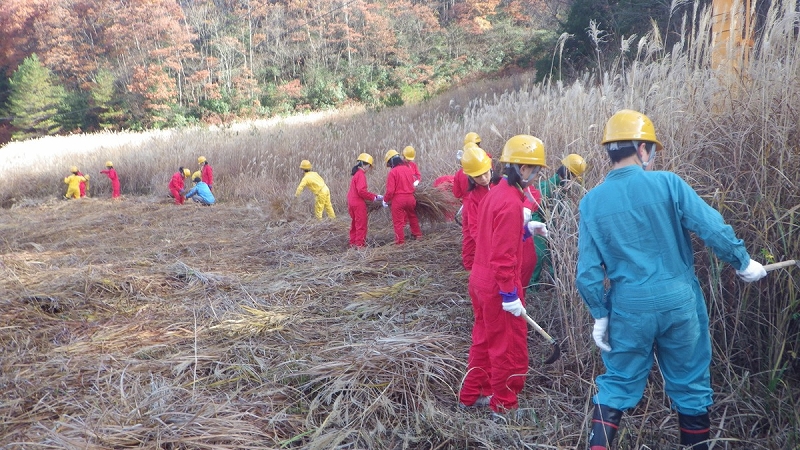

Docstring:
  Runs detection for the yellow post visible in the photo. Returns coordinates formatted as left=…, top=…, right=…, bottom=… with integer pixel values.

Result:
left=711, top=0, right=755, bottom=72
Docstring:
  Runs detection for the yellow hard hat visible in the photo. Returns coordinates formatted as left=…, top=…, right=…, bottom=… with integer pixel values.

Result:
left=402, top=146, right=416, bottom=161
left=461, top=145, right=493, bottom=177
left=198, top=156, right=207, bottom=164
left=183, top=168, right=191, bottom=177
left=356, top=153, right=374, bottom=166
left=105, top=161, right=113, bottom=167
left=561, top=154, right=587, bottom=179
left=384, top=149, right=400, bottom=164
left=300, top=160, right=312, bottom=170
left=464, top=132, right=481, bottom=145
left=500, top=135, right=547, bottom=167
left=70, top=166, right=78, bottom=173
left=192, top=171, right=202, bottom=181
left=601, top=109, right=663, bottom=151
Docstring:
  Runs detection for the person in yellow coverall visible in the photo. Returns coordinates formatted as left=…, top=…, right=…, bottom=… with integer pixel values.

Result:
left=64, top=166, right=89, bottom=199
left=295, top=160, right=335, bottom=220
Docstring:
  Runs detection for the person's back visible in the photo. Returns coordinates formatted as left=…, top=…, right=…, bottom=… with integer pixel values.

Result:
left=579, top=166, right=749, bottom=293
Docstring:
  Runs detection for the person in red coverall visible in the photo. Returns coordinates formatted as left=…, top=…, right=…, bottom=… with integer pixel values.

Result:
left=459, top=140, right=490, bottom=269
left=459, top=134, right=549, bottom=416
left=383, top=149, right=422, bottom=244
left=347, top=153, right=382, bottom=248
left=453, top=131, right=481, bottom=201
left=169, top=167, right=191, bottom=205
left=459, top=144, right=494, bottom=271
left=198, top=156, right=213, bottom=191
left=77, top=169, right=89, bottom=197
left=402, top=146, right=421, bottom=187
left=100, top=161, right=121, bottom=199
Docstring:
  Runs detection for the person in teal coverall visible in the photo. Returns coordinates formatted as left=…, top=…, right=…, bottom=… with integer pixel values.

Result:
left=526, top=153, right=587, bottom=290
left=576, top=109, right=767, bottom=450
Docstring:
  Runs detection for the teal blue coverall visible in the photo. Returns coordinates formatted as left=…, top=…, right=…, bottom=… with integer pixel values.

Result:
left=576, top=165, right=751, bottom=416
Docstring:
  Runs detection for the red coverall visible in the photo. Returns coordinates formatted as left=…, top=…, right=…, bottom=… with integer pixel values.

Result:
left=521, top=186, right=543, bottom=287
left=169, top=172, right=186, bottom=205
left=452, top=168, right=469, bottom=200
left=77, top=171, right=88, bottom=197
left=460, top=178, right=528, bottom=412
left=201, top=164, right=213, bottom=190
left=384, top=164, right=422, bottom=244
left=461, top=183, right=490, bottom=270
left=347, top=169, right=379, bottom=247
left=408, top=161, right=421, bottom=183
left=101, top=167, right=121, bottom=198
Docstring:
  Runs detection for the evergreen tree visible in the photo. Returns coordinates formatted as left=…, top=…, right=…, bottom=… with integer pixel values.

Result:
left=6, top=54, right=65, bottom=140
left=91, top=68, right=127, bottom=130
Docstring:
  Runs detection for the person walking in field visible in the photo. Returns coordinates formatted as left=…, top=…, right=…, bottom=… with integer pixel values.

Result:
left=64, top=166, right=88, bottom=199
left=169, top=167, right=191, bottom=205
left=525, top=153, right=588, bottom=290
left=198, top=156, right=213, bottom=191
left=459, top=135, right=549, bottom=416
left=347, top=153, right=382, bottom=248
left=295, top=160, right=335, bottom=220
left=401, top=146, right=421, bottom=187
left=458, top=142, right=485, bottom=269
left=100, top=161, right=121, bottom=199
left=383, top=149, right=422, bottom=244
left=184, top=171, right=216, bottom=206
left=576, top=110, right=767, bottom=450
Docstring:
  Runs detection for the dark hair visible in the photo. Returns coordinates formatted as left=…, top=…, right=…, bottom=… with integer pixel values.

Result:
left=503, top=164, right=522, bottom=187
left=387, top=155, right=403, bottom=168
left=605, top=140, right=658, bottom=163
left=179, top=166, right=185, bottom=173
left=351, top=161, right=366, bottom=176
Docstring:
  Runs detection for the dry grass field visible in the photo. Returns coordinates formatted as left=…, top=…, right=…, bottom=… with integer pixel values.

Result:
left=2, top=2, right=800, bottom=448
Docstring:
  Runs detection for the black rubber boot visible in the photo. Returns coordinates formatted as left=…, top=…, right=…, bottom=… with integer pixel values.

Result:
left=588, top=404, right=623, bottom=449
left=679, top=412, right=710, bottom=449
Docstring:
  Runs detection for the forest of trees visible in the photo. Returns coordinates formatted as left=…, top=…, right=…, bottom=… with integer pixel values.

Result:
left=0, top=0, right=681, bottom=144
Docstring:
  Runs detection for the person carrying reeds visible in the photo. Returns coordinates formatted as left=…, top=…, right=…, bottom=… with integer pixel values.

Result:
left=197, top=156, right=213, bottom=191
left=576, top=109, right=768, bottom=450
left=184, top=171, right=215, bottom=206
left=64, top=166, right=88, bottom=200
left=383, top=149, right=422, bottom=244
left=347, top=153, right=382, bottom=248
left=295, top=160, right=335, bottom=220
left=459, top=134, right=549, bottom=416
left=401, top=146, right=421, bottom=187
left=526, top=153, right=588, bottom=291
left=100, top=160, right=121, bottom=199
left=169, top=167, right=191, bottom=205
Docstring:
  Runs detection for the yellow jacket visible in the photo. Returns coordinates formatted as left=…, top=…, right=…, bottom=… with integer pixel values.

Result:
left=295, top=171, right=330, bottom=197
left=64, top=174, right=87, bottom=189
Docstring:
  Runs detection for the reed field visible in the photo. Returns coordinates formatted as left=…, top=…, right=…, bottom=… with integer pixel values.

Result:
left=1, top=1, right=799, bottom=449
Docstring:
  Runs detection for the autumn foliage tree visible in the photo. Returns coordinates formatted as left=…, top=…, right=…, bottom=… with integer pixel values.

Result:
left=0, top=0, right=567, bottom=142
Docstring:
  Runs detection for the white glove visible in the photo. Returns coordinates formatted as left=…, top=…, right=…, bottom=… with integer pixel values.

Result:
left=375, top=194, right=383, bottom=201
left=736, top=259, right=767, bottom=282
left=523, top=207, right=532, bottom=224
left=592, top=317, right=612, bottom=352
left=526, top=221, right=549, bottom=238
left=502, top=298, right=525, bottom=316
left=382, top=201, right=389, bottom=208
left=413, top=180, right=420, bottom=187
